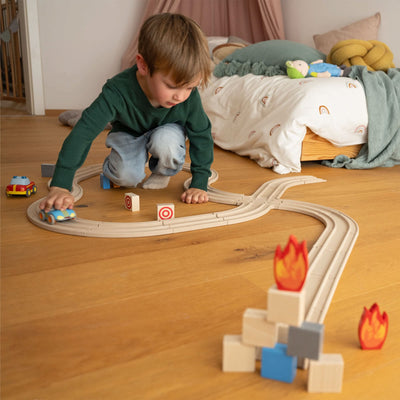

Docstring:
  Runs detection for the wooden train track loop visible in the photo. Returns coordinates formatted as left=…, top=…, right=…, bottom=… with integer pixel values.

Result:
left=27, top=163, right=359, bottom=327
left=27, top=163, right=326, bottom=238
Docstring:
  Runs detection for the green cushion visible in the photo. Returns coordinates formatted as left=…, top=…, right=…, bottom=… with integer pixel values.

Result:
left=213, top=40, right=326, bottom=77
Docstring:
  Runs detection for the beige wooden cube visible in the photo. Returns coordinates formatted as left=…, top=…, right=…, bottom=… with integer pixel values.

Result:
left=267, top=284, right=305, bottom=326
left=277, top=322, right=289, bottom=344
left=308, top=353, right=344, bottom=393
left=124, top=193, right=140, bottom=212
left=222, top=334, right=256, bottom=372
left=242, top=308, right=277, bottom=348
left=157, top=203, right=175, bottom=221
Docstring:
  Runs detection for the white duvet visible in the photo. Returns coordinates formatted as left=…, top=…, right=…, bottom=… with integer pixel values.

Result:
left=200, top=74, right=368, bottom=173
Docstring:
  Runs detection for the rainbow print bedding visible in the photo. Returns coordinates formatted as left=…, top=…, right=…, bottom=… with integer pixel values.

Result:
left=200, top=74, right=368, bottom=173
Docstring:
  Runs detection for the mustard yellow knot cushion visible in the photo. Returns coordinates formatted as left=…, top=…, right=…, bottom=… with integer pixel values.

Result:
left=327, top=39, right=395, bottom=72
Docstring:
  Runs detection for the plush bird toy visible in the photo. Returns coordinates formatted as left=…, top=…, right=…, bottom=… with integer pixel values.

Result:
left=286, top=59, right=345, bottom=78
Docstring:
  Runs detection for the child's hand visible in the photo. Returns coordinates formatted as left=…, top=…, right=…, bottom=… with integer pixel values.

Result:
left=181, top=188, right=208, bottom=204
left=39, top=186, right=74, bottom=212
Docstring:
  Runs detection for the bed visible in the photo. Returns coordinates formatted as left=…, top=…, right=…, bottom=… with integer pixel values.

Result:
left=200, top=38, right=368, bottom=174
left=59, top=35, right=398, bottom=174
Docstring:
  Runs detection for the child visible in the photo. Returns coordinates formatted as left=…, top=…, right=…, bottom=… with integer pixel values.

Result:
left=40, top=13, right=214, bottom=212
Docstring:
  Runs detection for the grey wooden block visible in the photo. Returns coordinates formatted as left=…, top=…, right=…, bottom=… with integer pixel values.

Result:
left=287, top=321, right=324, bottom=360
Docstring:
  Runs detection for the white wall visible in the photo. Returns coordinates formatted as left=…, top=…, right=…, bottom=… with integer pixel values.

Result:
left=37, top=0, right=147, bottom=109
left=282, top=0, right=399, bottom=66
left=37, top=0, right=399, bottom=110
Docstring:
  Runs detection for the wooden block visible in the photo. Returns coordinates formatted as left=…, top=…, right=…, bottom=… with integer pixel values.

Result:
left=124, top=193, right=140, bottom=212
left=267, top=284, right=305, bottom=326
left=100, top=173, right=111, bottom=189
left=277, top=323, right=289, bottom=344
left=255, top=346, right=262, bottom=361
left=41, top=163, right=55, bottom=177
left=157, top=203, right=175, bottom=221
left=308, top=353, right=344, bottom=393
left=287, top=321, right=324, bottom=360
left=242, top=308, right=277, bottom=348
left=222, top=334, right=256, bottom=372
left=261, top=343, right=297, bottom=383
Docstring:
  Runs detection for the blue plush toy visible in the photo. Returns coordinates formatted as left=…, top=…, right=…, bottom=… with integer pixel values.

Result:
left=286, top=59, right=344, bottom=78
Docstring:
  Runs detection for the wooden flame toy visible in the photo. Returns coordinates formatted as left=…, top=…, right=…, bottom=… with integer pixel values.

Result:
left=274, top=235, right=309, bottom=291
left=358, top=303, right=388, bottom=350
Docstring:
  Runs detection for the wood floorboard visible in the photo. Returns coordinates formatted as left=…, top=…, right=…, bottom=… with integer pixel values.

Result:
left=1, top=112, right=399, bottom=399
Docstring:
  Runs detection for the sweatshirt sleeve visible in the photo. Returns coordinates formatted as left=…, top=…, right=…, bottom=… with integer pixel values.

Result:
left=51, top=84, right=120, bottom=191
left=185, top=89, right=214, bottom=191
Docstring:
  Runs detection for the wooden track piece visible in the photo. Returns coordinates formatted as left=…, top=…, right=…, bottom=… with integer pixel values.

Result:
left=27, top=164, right=326, bottom=238
left=27, top=164, right=359, bottom=341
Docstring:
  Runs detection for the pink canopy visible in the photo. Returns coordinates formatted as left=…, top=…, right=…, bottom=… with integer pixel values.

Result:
left=121, top=0, right=285, bottom=71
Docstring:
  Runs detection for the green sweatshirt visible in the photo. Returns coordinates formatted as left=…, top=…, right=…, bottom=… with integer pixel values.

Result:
left=51, top=65, right=214, bottom=191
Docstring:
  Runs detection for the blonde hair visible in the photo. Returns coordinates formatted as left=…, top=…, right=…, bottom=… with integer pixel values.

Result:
left=138, top=13, right=211, bottom=88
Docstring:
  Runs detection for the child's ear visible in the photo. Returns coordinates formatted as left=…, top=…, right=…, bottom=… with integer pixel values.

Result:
left=136, top=54, right=149, bottom=75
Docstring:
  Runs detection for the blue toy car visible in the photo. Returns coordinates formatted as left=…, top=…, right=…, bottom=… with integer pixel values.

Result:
left=39, top=208, right=76, bottom=225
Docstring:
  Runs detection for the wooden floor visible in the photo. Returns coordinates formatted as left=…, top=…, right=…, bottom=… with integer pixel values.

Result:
left=1, top=108, right=400, bottom=399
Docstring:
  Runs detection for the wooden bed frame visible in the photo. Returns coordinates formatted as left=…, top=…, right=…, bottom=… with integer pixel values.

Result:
left=301, top=128, right=363, bottom=161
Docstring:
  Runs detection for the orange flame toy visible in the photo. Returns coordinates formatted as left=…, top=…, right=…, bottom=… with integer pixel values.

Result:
left=274, top=235, right=308, bottom=291
left=358, top=303, right=388, bottom=350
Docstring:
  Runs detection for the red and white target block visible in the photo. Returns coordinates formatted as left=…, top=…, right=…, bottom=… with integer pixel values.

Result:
left=157, top=203, right=175, bottom=221
left=124, top=193, right=140, bottom=212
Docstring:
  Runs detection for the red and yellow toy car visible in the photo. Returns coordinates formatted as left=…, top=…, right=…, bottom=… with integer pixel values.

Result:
left=6, top=176, right=37, bottom=197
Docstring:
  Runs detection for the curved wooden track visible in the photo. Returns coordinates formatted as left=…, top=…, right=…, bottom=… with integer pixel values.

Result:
left=274, top=198, right=359, bottom=324
left=26, top=163, right=324, bottom=238
left=27, top=164, right=359, bottom=326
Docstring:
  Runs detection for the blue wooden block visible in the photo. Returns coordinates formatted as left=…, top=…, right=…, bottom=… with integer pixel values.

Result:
left=100, top=173, right=111, bottom=189
left=261, top=343, right=297, bottom=383
left=287, top=321, right=324, bottom=360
